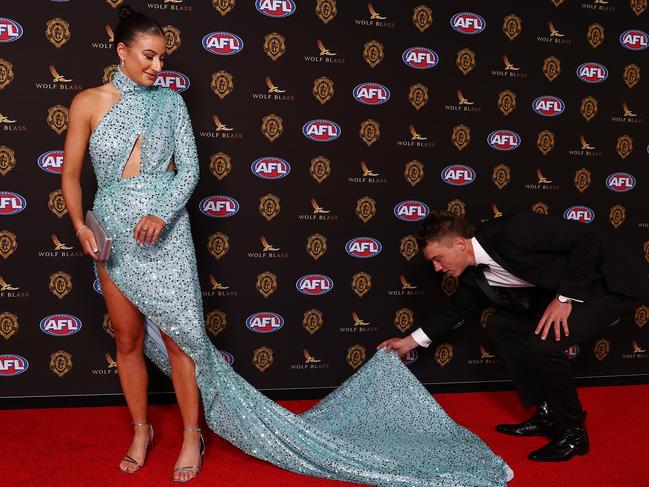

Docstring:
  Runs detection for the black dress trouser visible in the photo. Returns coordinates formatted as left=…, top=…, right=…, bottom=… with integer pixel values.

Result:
left=484, top=281, right=639, bottom=431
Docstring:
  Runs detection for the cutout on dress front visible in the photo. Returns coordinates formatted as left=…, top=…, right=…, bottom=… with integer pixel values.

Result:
left=120, top=134, right=142, bottom=180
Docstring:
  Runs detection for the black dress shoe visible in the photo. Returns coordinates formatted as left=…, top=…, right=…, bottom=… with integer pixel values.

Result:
left=528, top=425, right=589, bottom=462
left=495, top=402, right=555, bottom=437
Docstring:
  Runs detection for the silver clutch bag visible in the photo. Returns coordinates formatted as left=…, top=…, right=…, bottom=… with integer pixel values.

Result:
left=85, top=210, right=112, bottom=261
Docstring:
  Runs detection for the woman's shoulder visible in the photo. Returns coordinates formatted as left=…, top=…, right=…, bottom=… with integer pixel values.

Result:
left=71, top=84, right=117, bottom=112
left=158, top=86, right=184, bottom=104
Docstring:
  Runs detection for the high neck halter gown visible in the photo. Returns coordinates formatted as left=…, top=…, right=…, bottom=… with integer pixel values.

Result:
left=88, top=67, right=512, bottom=487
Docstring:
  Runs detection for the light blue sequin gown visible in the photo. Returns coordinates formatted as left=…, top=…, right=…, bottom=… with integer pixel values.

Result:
left=88, top=68, right=512, bottom=487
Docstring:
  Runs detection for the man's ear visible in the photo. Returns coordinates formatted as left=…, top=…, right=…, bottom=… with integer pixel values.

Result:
left=455, top=236, right=465, bottom=250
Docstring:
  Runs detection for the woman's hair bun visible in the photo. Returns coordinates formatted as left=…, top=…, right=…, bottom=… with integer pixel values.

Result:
left=118, top=5, right=135, bottom=21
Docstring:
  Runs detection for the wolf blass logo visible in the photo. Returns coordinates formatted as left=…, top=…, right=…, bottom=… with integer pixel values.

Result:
left=1, top=116, right=26, bottom=132
left=297, top=202, right=338, bottom=221
left=537, top=23, right=572, bottom=45
left=146, top=0, right=192, bottom=11
left=444, top=94, right=482, bottom=113
left=525, top=171, right=559, bottom=191
left=34, top=66, right=82, bottom=91
left=37, top=235, right=83, bottom=258
left=348, top=161, right=387, bottom=184
left=396, top=126, right=435, bottom=148
left=353, top=3, right=394, bottom=28
left=339, top=312, right=378, bottom=333
left=569, top=140, right=602, bottom=157
left=467, top=346, right=501, bottom=365
left=304, top=40, right=345, bottom=64
left=248, top=239, right=288, bottom=259
left=91, top=25, right=114, bottom=50
left=289, top=349, right=329, bottom=370
left=0, top=277, right=28, bottom=298
left=387, top=280, right=424, bottom=297
left=622, top=341, right=649, bottom=359
left=611, top=108, right=644, bottom=124
left=251, top=78, right=294, bottom=102
left=202, top=281, right=238, bottom=298
left=491, top=57, right=527, bottom=79
left=198, top=121, right=243, bottom=140
left=581, top=1, right=615, bottom=11
left=91, top=352, right=119, bottom=375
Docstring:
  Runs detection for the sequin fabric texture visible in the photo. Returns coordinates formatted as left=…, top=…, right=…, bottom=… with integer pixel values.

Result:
left=88, top=67, right=511, bottom=486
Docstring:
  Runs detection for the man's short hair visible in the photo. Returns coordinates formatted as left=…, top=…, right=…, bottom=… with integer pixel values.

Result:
left=416, top=210, right=476, bottom=246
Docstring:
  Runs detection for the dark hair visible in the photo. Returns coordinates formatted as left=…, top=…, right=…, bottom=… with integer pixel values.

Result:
left=114, top=5, right=163, bottom=51
left=416, top=210, right=476, bottom=246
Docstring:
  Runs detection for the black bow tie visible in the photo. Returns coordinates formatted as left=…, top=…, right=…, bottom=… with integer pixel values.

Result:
left=476, top=263, right=490, bottom=271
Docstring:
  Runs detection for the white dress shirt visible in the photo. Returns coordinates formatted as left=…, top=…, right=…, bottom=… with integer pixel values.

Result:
left=410, top=237, right=579, bottom=348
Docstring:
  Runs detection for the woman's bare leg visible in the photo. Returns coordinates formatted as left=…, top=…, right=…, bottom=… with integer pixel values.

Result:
left=96, top=263, right=152, bottom=472
left=160, top=333, right=202, bottom=482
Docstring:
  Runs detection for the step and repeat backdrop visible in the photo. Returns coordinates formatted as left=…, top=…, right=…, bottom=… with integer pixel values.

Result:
left=1, top=0, right=648, bottom=401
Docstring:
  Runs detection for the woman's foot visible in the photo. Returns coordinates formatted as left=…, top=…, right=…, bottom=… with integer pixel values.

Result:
left=172, top=427, right=205, bottom=483
left=120, top=422, right=154, bottom=473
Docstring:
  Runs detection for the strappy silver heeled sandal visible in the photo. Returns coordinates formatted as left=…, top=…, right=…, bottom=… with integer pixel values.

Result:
left=120, top=422, right=154, bottom=474
left=172, top=427, right=205, bottom=483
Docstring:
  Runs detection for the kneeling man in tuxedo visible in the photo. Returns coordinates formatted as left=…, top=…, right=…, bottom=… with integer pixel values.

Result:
left=379, top=210, right=647, bottom=461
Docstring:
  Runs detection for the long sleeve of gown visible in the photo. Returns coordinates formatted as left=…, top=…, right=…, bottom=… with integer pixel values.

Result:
left=149, top=93, right=200, bottom=224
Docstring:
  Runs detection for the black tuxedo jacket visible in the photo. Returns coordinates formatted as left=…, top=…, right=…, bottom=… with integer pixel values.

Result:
left=420, top=212, right=649, bottom=340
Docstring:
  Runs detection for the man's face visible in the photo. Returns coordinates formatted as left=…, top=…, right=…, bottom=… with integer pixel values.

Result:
left=422, top=238, right=471, bottom=277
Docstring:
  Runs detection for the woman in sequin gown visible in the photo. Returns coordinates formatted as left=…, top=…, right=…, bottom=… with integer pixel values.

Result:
left=62, top=9, right=512, bottom=487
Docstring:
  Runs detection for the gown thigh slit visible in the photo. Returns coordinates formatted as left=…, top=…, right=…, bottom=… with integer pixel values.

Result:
left=88, top=67, right=512, bottom=487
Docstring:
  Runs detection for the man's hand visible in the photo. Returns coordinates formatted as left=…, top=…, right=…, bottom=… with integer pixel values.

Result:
left=376, top=336, right=418, bottom=357
left=535, top=298, right=572, bottom=341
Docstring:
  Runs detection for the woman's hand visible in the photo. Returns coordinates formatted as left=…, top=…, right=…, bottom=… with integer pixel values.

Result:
left=134, top=214, right=166, bottom=246
left=77, top=227, right=99, bottom=261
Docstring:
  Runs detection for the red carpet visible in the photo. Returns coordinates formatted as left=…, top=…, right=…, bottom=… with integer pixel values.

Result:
left=1, top=385, right=647, bottom=487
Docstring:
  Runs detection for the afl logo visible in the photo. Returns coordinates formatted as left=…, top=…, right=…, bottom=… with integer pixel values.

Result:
left=441, top=165, right=476, bottom=186
left=402, top=47, right=439, bottom=69
left=154, top=71, right=190, bottom=93
left=246, top=312, right=285, bottom=333
left=394, top=201, right=429, bottom=222
left=255, top=0, right=296, bottom=17
left=564, top=345, right=580, bottom=360
left=296, top=274, right=333, bottom=295
left=37, top=150, right=65, bottom=174
left=0, top=18, right=23, bottom=43
left=199, top=195, right=240, bottom=218
left=576, top=62, right=608, bottom=83
left=606, top=172, right=636, bottom=192
left=202, top=32, right=244, bottom=56
left=251, top=157, right=291, bottom=180
left=220, top=351, right=234, bottom=366
left=303, top=120, right=341, bottom=142
left=564, top=206, right=595, bottom=224
left=353, top=83, right=390, bottom=105
left=401, top=349, right=418, bottom=365
left=93, top=279, right=102, bottom=295
left=532, top=96, right=565, bottom=117
left=620, top=30, right=648, bottom=50
left=39, top=314, right=82, bottom=336
left=345, top=237, right=382, bottom=258
left=0, top=192, right=26, bottom=215
left=0, top=354, right=29, bottom=376
left=487, top=130, right=521, bottom=151
left=450, top=12, right=486, bottom=34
